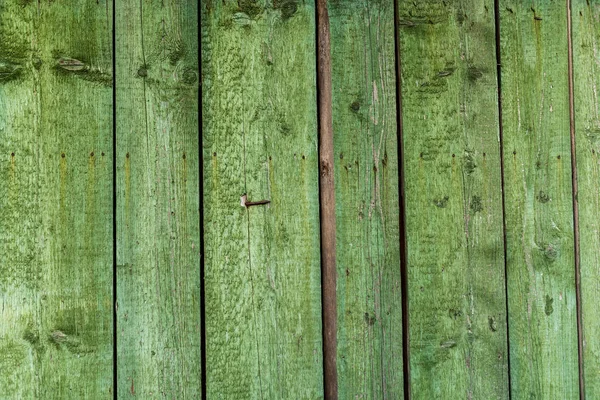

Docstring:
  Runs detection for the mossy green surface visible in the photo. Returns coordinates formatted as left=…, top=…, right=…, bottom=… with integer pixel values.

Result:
left=500, top=1, right=579, bottom=398
left=0, top=0, right=113, bottom=398
left=328, top=0, right=404, bottom=398
left=115, top=0, right=202, bottom=397
left=202, top=0, right=323, bottom=397
left=398, top=0, right=509, bottom=398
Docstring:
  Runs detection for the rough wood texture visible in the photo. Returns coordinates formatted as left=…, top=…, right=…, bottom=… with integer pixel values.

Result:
left=572, top=0, right=600, bottom=396
left=499, top=1, right=579, bottom=398
left=115, top=0, right=201, bottom=397
left=328, top=0, right=403, bottom=398
left=397, top=0, right=509, bottom=398
left=0, top=0, right=113, bottom=398
left=202, top=0, right=324, bottom=397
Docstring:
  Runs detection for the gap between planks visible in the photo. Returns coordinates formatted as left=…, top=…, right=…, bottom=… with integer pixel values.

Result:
left=566, top=0, right=585, bottom=398
left=493, top=0, right=512, bottom=398
left=393, top=0, right=411, bottom=398
left=316, top=0, right=338, bottom=398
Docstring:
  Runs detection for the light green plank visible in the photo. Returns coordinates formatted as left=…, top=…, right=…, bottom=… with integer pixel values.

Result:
left=0, top=0, right=113, bottom=398
left=202, top=0, right=324, bottom=397
left=116, top=0, right=201, bottom=397
left=572, top=0, right=600, bottom=396
left=328, top=0, right=404, bottom=398
left=397, top=0, right=509, bottom=398
left=499, top=1, right=579, bottom=398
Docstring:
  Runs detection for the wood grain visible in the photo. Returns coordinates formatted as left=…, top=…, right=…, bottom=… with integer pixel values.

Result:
left=115, top=0, right=202, bottom=397
left=328, top=0, right=404, bottom=398
left=202, top=0, right=324, bottom=397
left=572, top=0, right=600, bottom=397
left=0, top=0, right=113, bottom=397
left=397, top=0, right=509, bottom=397
left=499, top=1, right=579, bottom=398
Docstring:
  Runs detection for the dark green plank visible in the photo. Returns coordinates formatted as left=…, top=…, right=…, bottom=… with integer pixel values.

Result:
left=572, top=0, right=600, bottom=396
left=398, top=0, right=509, bottom=397
left=328, top=0, right=404, bottom=398
left=202, top=0, right=324, bottom=397
left=116, top=0, right=201, bottom=396
left=499, top=1, right=579, bottom=398
left=0, top=0, right=113, bottom=398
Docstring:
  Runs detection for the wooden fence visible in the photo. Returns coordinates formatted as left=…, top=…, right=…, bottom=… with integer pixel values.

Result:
left=1, top=0, right=599, bottom=398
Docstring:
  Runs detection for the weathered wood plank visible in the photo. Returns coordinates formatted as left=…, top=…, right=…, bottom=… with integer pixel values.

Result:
left=397, top=0, right=509, bottom=397
left=115, top=0, right=201, bottom=397
left=328, top=0, right=404, bottom=398
left=202, top=0, right=324, bottom=397
left=499, top=1, right=579, bottom=398
left=0, top=0, right=113, bottom=398
left=572, top=0, right=600, bottom=396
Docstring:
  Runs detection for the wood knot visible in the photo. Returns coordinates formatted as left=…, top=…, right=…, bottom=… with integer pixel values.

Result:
left=58, top=57, right=87, bottom=72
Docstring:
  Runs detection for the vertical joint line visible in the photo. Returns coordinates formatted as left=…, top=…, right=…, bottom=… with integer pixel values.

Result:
left=493, top=2, right=512, bottom=398
left=566, top=0, right=584, bottom=398
left=392, top=0, right=410, bottom=398
left=111, top=0, right=117, bottom=396
left=316, top=1, right=338, bottom=398
left=199, top=4, right=207, bottom=400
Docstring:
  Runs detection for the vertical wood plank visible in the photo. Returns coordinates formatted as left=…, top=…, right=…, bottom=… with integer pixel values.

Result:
left=397, top=0, right=509, bottom=398
left=0, top=0, right=114, bottom=398
left=499, top=1, right=579, bottom=398
left=572, top=0, right=600, bottom=396
left=328, top=0, right=404, bottom=398
left=115, top=0, right=201, bottom=397
left=202, top=0, right=324, bottom=397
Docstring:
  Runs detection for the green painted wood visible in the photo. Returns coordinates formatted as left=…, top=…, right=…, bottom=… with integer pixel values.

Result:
left=499, top=1, right=579, bottom=398
left=397, top=1, right=509, bottom=398
left=328, top=0, right=404, bottom=398
left=202, top=0, right=324, bottom=397
left=0, top=0, right=113, bottom=398
left=115, top=0, right=201, bottom=397
left=572, top=0, right=600, bottom=396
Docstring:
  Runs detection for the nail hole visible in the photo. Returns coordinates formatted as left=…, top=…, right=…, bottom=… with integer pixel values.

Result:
left=513, top=150, right=517, bottom=155
left=557, top=155, right=561, bottom=160
left=452, top=154, right=455, bottom=158
left=213, top=152, right=217, bottom=157
left=126, top=153, right=130, bottom=158
left=182, top=153, right=186, bottom=159
left=90, top=152, right=94, bottom=157
left=11, top=152, right=15, bottom=157
left=61, top=153, right=65, bottom=158
left=101, top=152, right=105, bottom=156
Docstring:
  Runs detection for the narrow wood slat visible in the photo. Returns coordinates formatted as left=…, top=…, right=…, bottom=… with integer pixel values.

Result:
left=0, top=0, right=114, bottom=397
left=397, top=0, right=509, bottom=397
left=499, top=1, right=580, bottom=398
left=202, top=1, right=324, bottom=397
left=328, top=0, right=404, bottom=398
left=115, top=0, right=202, bottom=396
left=572, top=0, right=600, bottom=396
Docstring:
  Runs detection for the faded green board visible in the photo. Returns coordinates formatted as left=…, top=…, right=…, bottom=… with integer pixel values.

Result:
left=0, top=0, right=113, bottom=398
left=397, top=0, right=509, bottom=398
left=328, top=0, right=403, bottom=398
left=202, top=0, right=324, bottom=397
left=115, top=0, right=201, bottom=397
left=573, top=0, right=600, bottom=396
left=499, top=1, right=579, bottom=398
